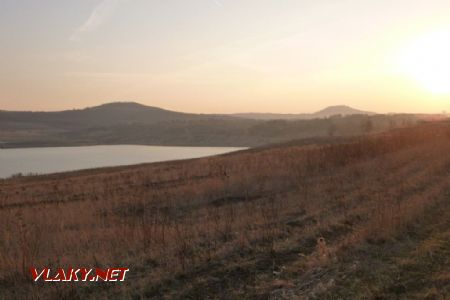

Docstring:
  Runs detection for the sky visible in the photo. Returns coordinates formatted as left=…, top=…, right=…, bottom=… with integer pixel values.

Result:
left=0, top=0, right=450, bottom=114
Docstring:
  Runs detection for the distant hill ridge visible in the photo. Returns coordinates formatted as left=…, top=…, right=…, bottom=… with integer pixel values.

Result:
left=315, top=104, right=371, bottom=115
left=0, top=102, right=374, bottom=126
left=0, top=102, right=212, bottom=129
left=233, top=105, right=374, bottom=120
left=1, top=102, right=419, bottom=149
left=90, top=102, right=158, bottom=110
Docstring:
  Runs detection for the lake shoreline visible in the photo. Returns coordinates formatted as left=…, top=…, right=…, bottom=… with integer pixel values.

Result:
left=0, top=141, right=252, bottom=149
left=0, top=145, right=246, bottom=179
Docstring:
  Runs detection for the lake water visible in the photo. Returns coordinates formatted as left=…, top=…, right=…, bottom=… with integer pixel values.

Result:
left=0, top=145, right=245, bottom=178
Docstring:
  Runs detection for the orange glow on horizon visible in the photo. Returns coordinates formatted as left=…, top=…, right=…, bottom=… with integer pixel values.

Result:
left=396, top=27, right=450, bottom=95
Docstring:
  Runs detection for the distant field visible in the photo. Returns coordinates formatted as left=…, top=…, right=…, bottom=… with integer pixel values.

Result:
left=1, top=122, right=450, bottom=299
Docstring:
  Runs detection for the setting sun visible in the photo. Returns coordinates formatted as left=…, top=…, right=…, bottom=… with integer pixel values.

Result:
left=397, top=27, right=450, bottom=94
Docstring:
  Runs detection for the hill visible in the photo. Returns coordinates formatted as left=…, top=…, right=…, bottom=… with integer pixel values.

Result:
left=0, top=102, right=415, bottom=148
left=312, top=105, right=373, bottom=118
left=0, top=102, right=215, bottom=129
left=1, top=122, right=449, bottom=298
left=232, top=105, right=374, bottom=120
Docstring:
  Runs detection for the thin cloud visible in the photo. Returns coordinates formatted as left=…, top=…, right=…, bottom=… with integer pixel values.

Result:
left=212, top=0, right=223, bottom=7
left=70, top=0, right=126, bottom=42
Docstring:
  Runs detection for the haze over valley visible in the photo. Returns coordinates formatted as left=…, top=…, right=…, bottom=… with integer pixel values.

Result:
left=0, top=102, right=420, bottom=148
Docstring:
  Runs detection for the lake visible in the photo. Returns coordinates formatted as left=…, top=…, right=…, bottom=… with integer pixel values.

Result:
left=0, top=145, right=245, bottom=178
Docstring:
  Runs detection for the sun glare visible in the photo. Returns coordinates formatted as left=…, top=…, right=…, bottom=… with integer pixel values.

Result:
left=397, top=28, right=450, bottom=94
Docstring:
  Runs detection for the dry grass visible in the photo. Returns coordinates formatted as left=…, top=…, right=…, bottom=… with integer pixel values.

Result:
left=0, top=122, right=450, bottom=299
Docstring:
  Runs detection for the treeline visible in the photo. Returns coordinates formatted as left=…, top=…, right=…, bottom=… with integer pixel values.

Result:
left=1, top=113, right=418, bottom=148
left=58, top=114, right=419, bottom=147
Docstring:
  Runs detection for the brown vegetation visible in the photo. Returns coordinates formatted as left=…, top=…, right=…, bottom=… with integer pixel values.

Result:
left=0, top=121, right=450, bottom=299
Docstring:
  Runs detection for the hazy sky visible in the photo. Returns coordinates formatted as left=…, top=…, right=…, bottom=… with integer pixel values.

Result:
left=1, top=0, right=450, bottom=113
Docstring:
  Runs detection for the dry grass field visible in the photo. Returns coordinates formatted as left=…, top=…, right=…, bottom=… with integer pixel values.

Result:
left=1, top=121, right=450, bottom=299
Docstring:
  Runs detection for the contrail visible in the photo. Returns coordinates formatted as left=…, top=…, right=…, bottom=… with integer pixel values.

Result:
left=70, top=0, right=126, bottom=42
left=213, top=0, right=223, bottom=7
